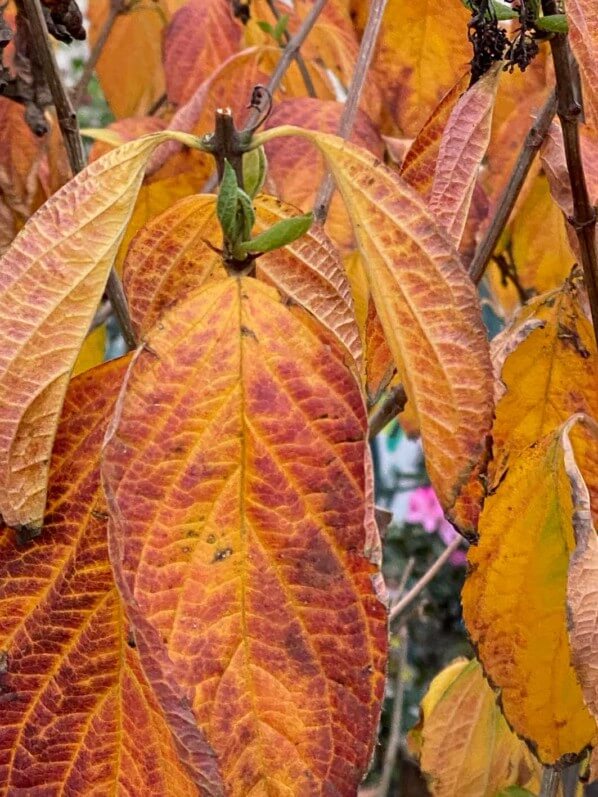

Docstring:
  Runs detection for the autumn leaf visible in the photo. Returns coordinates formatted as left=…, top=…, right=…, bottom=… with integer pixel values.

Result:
left=541, top=121, right=598, bottom=218
left=263, top=98, right=384, bottom=250
left=72, top=324, right=106, bottom=376
left=350, top=0, right=472, bottom=136
left=429, top=66, right=500, bottom=248
left=490, top=272, right=598, bottom=479
left=123, top=192, right=362, bottom=367
left=565, top=0, right=598, bottom=125
left=0, top=358, right=222, bottom=795
left=564, top=417, right=598, bottom=758
left=103, top=277, right=388, bottom=795
left=163, top=0, right=242, bottom=105
left=257, top=127, right=493, bottom=521
left=409, top=659, right=540, bottom=796
left=87, top=0, right=176, bottom=118
left=462, top=418, right=598, bottom=763
left=0, top=98, right=44, bottom=220
left=487, top=174, right=576, bottom=316
left=401, top=73, right=470, bottom=200
left=0, top=130, right=202, bottom=533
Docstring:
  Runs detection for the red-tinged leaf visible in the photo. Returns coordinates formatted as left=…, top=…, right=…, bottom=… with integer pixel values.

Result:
left=257, top=128, right=494, bottom=522
left=164, top=0, right=242, bottom=105
left=264, top=98, right=384, bottom=250
left=0, top=130, right=200, bottom=532
left=401, top=73, right=470, bottom=199
left=148, top=46, right=332, bottom=177
left=123, top=193, right=362, bottom=367
left=542, top=121, right=598, bottom=217
left=103, top=277, right=388, bottom=795
left=565, top=0, right=598, bottom=125
left=429, top=67, right=500, bottom=248
left=0, top=359, right=222, bottom=796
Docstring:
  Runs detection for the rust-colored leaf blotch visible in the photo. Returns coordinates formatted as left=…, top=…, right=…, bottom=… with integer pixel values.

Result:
left=103, top=277, right=388, bottom=796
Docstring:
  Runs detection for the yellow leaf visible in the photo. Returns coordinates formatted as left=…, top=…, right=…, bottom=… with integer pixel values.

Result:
left=72, top=324, right=106, bottom=377
left=410, top=659, right=541, bottom=796
left=0, top=130, right=201, bottom=533
left=257, top=127, right=493, bottom=523
left=462, top=419, right=598, bottom=763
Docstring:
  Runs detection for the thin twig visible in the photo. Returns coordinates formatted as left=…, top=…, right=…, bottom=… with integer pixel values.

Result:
left=539, top=766, right=560, bottom=797
left=377, top=628, right=409, bottom=797
left=368, top=384, right=407, bottom=439
left=265, top=0, right=316, bottom=97
left=20, top=0, right=137, bottom=350
left=72, top=0, right=124, bottom=109
left=314, top=0, right=389, bottom=221
left=468, top=88, right=557, bottom=285
left=395, top=557, right=415, bottom=599
left=541, top=0, right=598, bottom=345
left=389, top=538, right=462, bottom=624
left=90, top=300, right=112, bottom=332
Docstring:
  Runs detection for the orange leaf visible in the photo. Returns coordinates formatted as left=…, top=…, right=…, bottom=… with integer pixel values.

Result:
left=542, top=121, right=598, bottom=217
left=410, top=659, right=541, bottom=796
left=0, top=98, right=44, bottom=219
left=566, top=0, right=598, bottom=125
left=0, top=131, right=200, bottom=532
left=163, top=0, right=242, bottom=105
left=88, top=0, right=174, bottom=118
left=0, top=359, right=222, bottom=795
left=401, top=73, right=470, bottom=200
left=103, top=277, right=388, bottom=795
left=351, top=0, right=472, bottom=136
left=264, top=98, right=384, bottom=250
left=429, top=67, right=500, bottom=248
left=123, top=192, right=362, bottom=366
left=257, top=128, right=494, bottom=522
left=463, top=419, right=598, bottom=763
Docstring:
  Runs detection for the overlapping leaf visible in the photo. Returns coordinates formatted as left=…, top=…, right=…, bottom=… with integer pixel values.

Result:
left=350, top=0, right=472, bottom=136
left=564, top=417, right=598, bottom=764
left=123, top=192, right=362, bottom=367
left=163, top=0, right=242, bottom=105
left=263, top=98, right=384, bottom=250
left=0, top=359, right=221, bottom=795
left=88, top=0, right=177, bottom=118
left=462, top=418, right=598, bottom=763
left=0, top=131, right=199, bottom=532
left=103, top=276, right=388, bottom=795
left=0, top=98, right=44, bottom=220
left=565, top=0, right=598, bottom=125
left=429, top=67, right=500, bottom=248
left=490, top=273, right=598, bottom=477
left=401, top=73, right=469, bottom=199
left=487, top=174, right=576, bottom=316
left=257, top=128, right=493, bottom=521
left=409, top=659, right=541, bottom=796
left=542, top=122, right=598, bottom=218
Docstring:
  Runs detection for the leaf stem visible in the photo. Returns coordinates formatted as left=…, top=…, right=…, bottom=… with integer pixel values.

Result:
left=541, top=0, right=598, bottom=346
left=368, top=384, right=407, bottom=439
left=314, top=0, right=389, bottom=222
left=19, top=0, right=137, bottom=350
left=72, top=0, right=125, bottom=109
left=388, top=538, right=462, bottom=623
left=539, top=765, right=560, bottom=797
left=265, top=0, right=317, bottom=98
left=376, top=628, right=409, bottom=797
left=468, top=88, right=557, bottom=285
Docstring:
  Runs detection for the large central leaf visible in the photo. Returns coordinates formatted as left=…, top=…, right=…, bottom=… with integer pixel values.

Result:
left=103, top=276, right=387, bottom=795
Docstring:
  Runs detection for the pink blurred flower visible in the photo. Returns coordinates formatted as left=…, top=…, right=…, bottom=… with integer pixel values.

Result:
left=406, top=486, right=466, bottom=566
